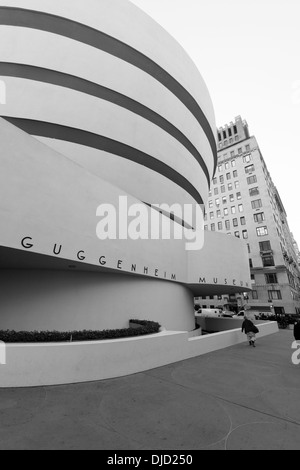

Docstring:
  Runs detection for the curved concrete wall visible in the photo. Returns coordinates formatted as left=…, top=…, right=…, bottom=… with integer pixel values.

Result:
left=0, top=0, right=217, bottom=205
left=1, top=76, right=208, bottom=204
left=0, top=270, right=195, bottom=332
left=0, top=323, right=279, bottom=388
left=0, top=0, right=216, bottom=128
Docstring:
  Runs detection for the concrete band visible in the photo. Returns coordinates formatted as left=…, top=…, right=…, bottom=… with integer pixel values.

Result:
left=0, top=6, right=217, bottom=171
left=3, top=116, right=204, bottom=205
left=0, top=62, right=211, bottom=184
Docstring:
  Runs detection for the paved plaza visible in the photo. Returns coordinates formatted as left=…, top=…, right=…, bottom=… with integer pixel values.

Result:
left=0, top=329, right=299, bottom=450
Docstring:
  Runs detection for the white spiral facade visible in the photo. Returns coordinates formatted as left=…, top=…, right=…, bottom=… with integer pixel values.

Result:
left=0, top=0, right=250, bottom=334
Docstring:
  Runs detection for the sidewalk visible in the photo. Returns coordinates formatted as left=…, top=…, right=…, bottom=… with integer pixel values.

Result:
left=0, top=329, right=299, bottom=450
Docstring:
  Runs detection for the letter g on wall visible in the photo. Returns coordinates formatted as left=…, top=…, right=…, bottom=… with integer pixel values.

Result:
left=21, top=237, right=34, bottom=249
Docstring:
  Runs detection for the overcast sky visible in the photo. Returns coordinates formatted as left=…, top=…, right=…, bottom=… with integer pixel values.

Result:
left=130, top=0, right=300, bottom=246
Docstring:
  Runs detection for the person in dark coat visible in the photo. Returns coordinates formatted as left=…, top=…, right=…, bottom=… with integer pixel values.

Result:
left=294, top=321, right=300, bottom=341
left=242, top=317, right=259, bottom=347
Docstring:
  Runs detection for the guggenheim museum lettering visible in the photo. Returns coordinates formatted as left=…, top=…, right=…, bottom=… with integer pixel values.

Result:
left=0, top=0, right=251, bottom=333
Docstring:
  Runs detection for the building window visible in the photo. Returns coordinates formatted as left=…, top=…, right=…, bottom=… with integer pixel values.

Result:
left=209, top=200, right=213, bottom=208
left=253, top=212, right=265, bottom=224
left=219, top=175, right=224, bottom=184
left=231, top=206, right=236, bottom=214
left=224, top=208, right=228, bottom=216
left=254, top=212, right=265, bottom=223
left=234, top=231, right=240, bottom=238
left=238, top=204, right=244, bottom=212
left=268, top=290, right=282, bottom=300
left=249, top=258, right=253, bottom=268
left=262, top=255, right=274, bottom=266
left=251, top=199, right=262, bottom=209
left=247, top=243, right=251, bottom=253
left=259, top=240, right=271, bottom=251
left=229, top=194, right=234, bottom=202
left=223, top=130, right=227, bottom=139
left=214, top=187, right=219, bottom=195
left=222, top=196, right=227, bottom=204
left=204, top=225, right=208, bottom=231
left=217, top=210, right=221, bottom=218
left=243, top=154, right=252, bottom=163
left=249, top=187, right=259, bottom=196
left=233, top=218, right=238, bottom=227
left=234, top=125, right=237, bottom=134
left=210, top=212, right=214, bottom=220
left=238, top=148, right=242, bottom=154
left=224, top=140, right=228, bottom=146
left=288, top=272, right=295, bottom=288
left=208, top=190, right=212, bottom=197
left=242, top=230, right=248, bottom=239
left=265, top=273, right=278, bottom=284
left=230, top=151, right=235, bottom=158
left=235, top=181, right=240, bottom=189
left=226, top=172, right=231, bottom=180
left=228, top=183, right=233, bottom=191
left=235, top=136, right=239, bottom=142
left=211, top=223, right=215, bottom=231
left=252, top=290, right=258, bottom=299
left=213, top=177, right=217, bottom=185
left=240, top=216, right=246, bottom=225
left=215, top=198, right=220, bottom=206
left=218, top=164, right=222, bottom=172
left=256, top=226, right=268, bottom=236
left=225, top=162, right=229, bottom=170
left=221, top=185, right=225, bottom=193
left=218, top=221, right=223, bottom=230
left=233, top=170, right=238, bottom=178
left=225, top=220, right=230, bottom=230
left=245, top=164, right=255, bottom=174
left=247, top=175, right=257, bottom=185
left=236, top=192, right=241, bottom=200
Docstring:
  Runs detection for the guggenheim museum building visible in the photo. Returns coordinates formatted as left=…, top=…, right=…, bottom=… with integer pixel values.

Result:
left=0, top=0, right=251, bottom=333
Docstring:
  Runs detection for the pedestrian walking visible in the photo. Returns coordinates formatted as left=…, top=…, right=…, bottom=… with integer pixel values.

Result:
left=241, top=316, right=259, bottom=347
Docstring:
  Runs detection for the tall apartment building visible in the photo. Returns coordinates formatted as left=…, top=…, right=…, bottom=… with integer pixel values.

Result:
left=195, top=116, right=300, bottom=316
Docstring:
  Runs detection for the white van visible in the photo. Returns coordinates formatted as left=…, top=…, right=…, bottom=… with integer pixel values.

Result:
left=195, top=308, right=222, bottom=318
left=232, top=310, right=259, bottom=320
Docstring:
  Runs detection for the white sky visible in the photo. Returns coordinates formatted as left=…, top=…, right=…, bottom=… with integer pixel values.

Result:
left=130, top=0, right=300, bottom=245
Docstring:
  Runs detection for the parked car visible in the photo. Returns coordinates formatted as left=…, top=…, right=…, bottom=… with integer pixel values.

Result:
left=221, top=311, right=235, bottom=318
left=258, top=312, right=276, bottom=321
left=233, top=310, right=259, bottom=320
left=195, top=308, right=222, bottom=318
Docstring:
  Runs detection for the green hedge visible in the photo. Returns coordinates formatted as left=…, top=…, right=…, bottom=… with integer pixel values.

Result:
left=0, top=319, right=161, bottom=343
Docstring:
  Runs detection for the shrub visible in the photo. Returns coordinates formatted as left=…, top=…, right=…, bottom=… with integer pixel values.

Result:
left=0, top=320, right=161, bottom=343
